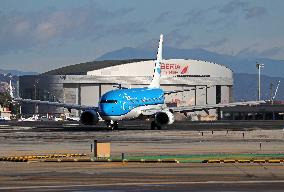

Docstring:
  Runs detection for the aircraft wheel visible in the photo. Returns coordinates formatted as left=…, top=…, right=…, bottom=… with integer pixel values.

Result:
left=151, top=121, right=156, bottom=130
left=106, top=121, right=114, bottom=130
left=113, top=121, right=119, bottom=130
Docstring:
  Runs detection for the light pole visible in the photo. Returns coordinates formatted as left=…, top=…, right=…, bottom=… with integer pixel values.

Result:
left=256, top=62, right=264, bottom=101
left=34, top=79, right=39, bottom=114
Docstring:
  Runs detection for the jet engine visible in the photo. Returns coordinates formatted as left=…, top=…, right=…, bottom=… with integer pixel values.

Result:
left=155, top=110, right=175, bottom=126
left=80, top=110, right=99, bottom=125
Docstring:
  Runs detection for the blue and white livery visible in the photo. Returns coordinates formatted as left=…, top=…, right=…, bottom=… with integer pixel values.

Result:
left=81, top=34, right=172, bottom=129
left=14, top=34, right=267, bottom=130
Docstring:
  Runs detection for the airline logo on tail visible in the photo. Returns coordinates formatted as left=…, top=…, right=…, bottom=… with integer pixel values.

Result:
left=157, top=67, right=161, bottom=75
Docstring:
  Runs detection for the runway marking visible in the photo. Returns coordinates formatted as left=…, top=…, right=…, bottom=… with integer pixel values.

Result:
left=1, top=180, right=284, bottom=190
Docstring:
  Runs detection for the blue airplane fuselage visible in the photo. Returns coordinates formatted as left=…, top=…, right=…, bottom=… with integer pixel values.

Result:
left=98, top=88, right=164, bottom=119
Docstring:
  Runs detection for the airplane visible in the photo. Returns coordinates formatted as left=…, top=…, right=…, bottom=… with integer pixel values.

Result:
left=12, top=34, right=267, bottom=130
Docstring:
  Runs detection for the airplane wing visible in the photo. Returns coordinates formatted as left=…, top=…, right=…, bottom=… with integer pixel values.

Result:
left=13, top=98, right=97, bottom=111
left=168, top=100, right=268, bottom=113
left=140, top=100, right=268, bottom=116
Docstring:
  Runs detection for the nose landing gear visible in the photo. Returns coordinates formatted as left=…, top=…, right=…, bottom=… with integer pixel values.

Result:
left=106, top=120, right=119, bottom=130
left=151, top=121, right=161, bottom=130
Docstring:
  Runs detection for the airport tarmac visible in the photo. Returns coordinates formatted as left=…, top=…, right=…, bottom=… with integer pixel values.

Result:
left=1, top=120, right=284, bottom=191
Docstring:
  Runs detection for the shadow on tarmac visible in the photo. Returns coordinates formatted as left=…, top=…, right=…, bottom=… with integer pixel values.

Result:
left=1, top=120, right=284, bottom=132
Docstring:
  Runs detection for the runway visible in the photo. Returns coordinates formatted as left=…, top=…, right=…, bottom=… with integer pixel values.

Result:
left=1, top=162, right=284, bottom=191
left=2, top=119, right=284, bottom=131
left=1, top=120, right=284, bottom=191
left=1, top=180, right=284, bottom=191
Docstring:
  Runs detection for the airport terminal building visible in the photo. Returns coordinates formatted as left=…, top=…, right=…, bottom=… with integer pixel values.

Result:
left=19, top=59, right=233, bottom=118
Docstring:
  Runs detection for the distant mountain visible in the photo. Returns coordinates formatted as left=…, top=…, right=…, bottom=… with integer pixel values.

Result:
left=98, top=46, right=284, bottom=100
left=234, top=73, right=283, bottom=101
left=0, top=69, right=38, bottom=76
left=98, top=47, right=153, bottom=61
left=97, top=46, right=284, bottom=77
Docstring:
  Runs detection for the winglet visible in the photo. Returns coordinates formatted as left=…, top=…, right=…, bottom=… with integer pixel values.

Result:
left=148, top=34, right=163, bottom=89
left=9, top=79, right=14, bottom=99
left=272, top=80, right=280, bottom=101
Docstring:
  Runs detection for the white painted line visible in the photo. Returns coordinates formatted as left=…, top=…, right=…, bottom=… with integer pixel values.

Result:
left=1, top=180, right=284, bottom=190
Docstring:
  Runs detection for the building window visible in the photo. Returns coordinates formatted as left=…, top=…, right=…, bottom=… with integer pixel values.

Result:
left=216, top=85, right=221, bottom=104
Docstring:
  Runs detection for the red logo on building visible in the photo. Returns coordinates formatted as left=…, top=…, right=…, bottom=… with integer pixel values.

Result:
left=161, top=63, right=189, bottom=75
left=181, top=66, right=189, bottom=74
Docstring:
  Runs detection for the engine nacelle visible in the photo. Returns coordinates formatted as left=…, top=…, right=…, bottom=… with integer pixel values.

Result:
left=80, top=110, right=99, bottom=125
left=155, top=110, right=175, bottom=126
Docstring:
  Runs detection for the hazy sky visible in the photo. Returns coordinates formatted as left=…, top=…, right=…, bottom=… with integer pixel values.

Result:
left=0, top=0, right=284, bottom=72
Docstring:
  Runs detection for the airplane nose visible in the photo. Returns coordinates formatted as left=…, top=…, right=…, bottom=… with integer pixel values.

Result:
left=99, top=104, right=115, bottom=115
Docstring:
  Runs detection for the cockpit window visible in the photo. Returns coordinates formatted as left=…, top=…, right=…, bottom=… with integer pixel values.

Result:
left=100, top=100, right=117, bottom=104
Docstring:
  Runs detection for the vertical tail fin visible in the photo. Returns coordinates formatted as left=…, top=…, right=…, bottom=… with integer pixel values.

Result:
left=148, top=34, right=163, bottom=89
left=9, top=79, right=14, bottom=99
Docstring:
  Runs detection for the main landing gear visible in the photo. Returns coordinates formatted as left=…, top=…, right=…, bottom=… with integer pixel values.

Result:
left=106, top=120, right=118, bottom=130
left=151, top=121, right=161, bottom=130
